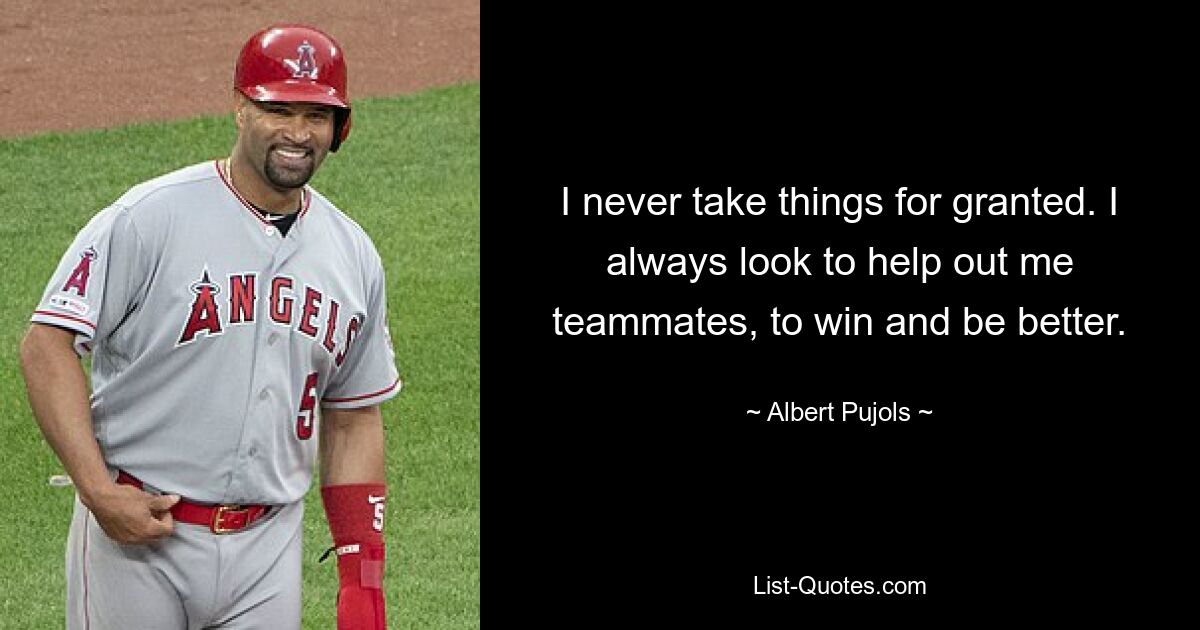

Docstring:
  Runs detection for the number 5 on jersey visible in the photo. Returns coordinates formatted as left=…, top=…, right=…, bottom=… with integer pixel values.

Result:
left=296, top=371, right=319, bottom=440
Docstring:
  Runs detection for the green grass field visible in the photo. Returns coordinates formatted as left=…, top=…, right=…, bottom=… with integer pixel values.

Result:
left=0, top=83, right=480, bottom=628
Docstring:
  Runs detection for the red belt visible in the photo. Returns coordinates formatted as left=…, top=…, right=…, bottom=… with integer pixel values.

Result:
left=115, top=471, right=272, bottom=535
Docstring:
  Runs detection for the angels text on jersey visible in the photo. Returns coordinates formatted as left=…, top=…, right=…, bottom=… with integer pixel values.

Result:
left=177, top=267, right=363, bottom=366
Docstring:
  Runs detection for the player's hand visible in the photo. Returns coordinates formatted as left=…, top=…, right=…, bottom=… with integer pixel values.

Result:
left=84, top=482, right=180, bottom=544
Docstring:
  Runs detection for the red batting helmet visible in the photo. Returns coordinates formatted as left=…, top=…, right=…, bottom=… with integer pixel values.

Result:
left=234, top=24, right=352, bottom=152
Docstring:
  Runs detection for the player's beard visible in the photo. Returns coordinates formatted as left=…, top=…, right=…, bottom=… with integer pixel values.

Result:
left=264, top=147, right=317, bottom=189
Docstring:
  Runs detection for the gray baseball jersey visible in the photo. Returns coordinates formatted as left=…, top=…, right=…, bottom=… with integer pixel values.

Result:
left=32, top=160, right=401, bottom=504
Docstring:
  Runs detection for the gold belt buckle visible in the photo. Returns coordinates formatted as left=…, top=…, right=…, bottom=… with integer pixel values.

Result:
left=211, top=504, right=248, bottom=534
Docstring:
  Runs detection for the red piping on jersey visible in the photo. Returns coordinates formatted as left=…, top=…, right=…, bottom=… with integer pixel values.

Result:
left=213, top=160, right=311, bottom=227
left=323, top=377, right=402, bottom=403
left=33, top=310, right=97, bottom=331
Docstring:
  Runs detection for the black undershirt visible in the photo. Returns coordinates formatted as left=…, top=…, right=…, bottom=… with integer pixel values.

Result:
left=253, top=205, right=299, bottom=237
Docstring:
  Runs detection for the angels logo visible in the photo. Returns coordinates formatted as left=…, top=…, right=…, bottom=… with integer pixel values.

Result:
left=62, top=246, right=98, bottom=296
left=178, top=270, right=223, bottom=345
left=173, top=269, right=359, bottom=356
left=284, top=41, right=319, bottom=79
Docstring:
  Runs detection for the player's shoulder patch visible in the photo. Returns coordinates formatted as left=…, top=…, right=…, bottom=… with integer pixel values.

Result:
left=47, top=294, right=91, bottom=317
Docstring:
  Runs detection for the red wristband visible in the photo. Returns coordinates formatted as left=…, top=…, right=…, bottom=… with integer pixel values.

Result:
left=322, top=484, right=387, bottom=588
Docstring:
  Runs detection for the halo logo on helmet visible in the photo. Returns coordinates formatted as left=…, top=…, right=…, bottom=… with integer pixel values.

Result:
left=234, top=25, right=352, bottom=151
left=284, top=41, right=319, bottom=79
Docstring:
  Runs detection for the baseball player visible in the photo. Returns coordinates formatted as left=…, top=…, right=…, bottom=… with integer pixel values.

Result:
left=19, top=24, right=398, bottom=629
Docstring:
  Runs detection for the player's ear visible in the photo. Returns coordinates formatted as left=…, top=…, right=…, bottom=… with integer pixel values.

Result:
left=234, top=92, right=248, bottom=131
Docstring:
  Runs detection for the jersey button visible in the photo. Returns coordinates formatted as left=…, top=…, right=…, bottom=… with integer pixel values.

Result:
left=259, top=389, right=269, bottom=400
left=264, top=226, right=276, bottom=236
left=267, top=333, right=279, bottom=345
left=248, top=447, right=258, bottom=457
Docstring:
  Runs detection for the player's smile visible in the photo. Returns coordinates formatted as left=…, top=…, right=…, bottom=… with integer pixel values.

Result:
left=259, top=123, right=324, bottom=188
left=272, top=144, right=311, bottom=163
left=268, top=143, right=316, bottom=180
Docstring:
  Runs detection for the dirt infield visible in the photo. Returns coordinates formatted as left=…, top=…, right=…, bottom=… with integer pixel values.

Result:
left=0, top=0, right=479, bottom=137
